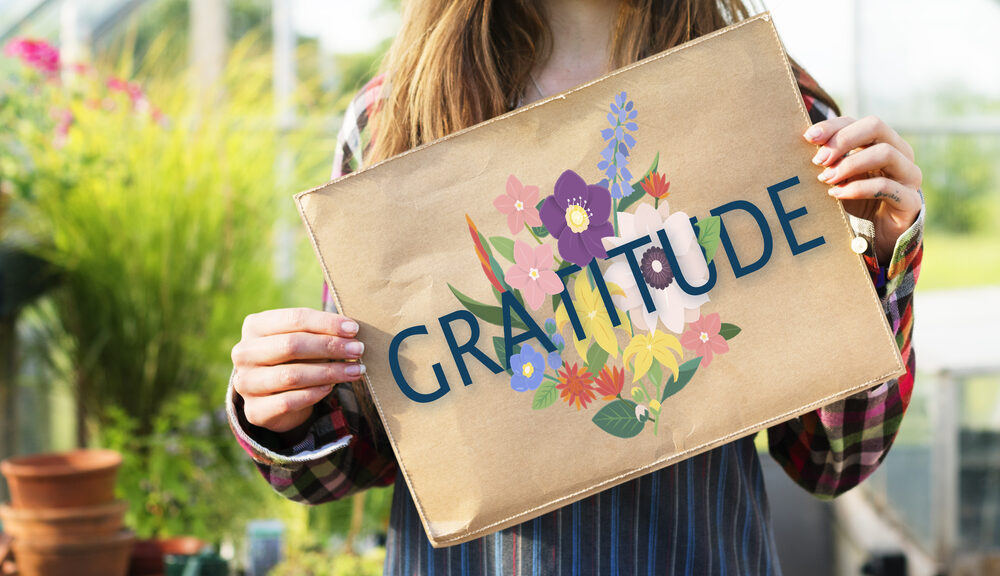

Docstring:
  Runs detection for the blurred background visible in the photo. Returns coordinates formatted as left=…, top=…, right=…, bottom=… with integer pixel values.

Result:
left=0, top=1, right=996, bottom=575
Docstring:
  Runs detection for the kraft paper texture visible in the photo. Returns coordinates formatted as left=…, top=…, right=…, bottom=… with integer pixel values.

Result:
left=295, top=14, right=904, bottom=547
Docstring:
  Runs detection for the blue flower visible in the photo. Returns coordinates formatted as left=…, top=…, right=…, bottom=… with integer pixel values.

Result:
left=509, top=344, right=546, bottom=392
left=598, top=92, right=638, bottom=199
left=547, top=351, right=563, bottom=371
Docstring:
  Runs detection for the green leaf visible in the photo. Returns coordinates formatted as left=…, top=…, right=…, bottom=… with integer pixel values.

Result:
left=532, top=381, right=559, bottom=410
left=586, top=342, right=610, bottom=375
left=617, top=152, right=660, bottom=214
left=719, top=323, right=742, bottom=340
left=661, top=357, right=702, bottom=401
left=695, top=215, right=722, bottom=265
left=490, top=236, right=516, bottom=263
left=592, top=399, right=645, bottom=438
left=448, top=284, right=527, bottom=331
left=479, top=230, right=513, bottom=293
left=648, top=359, right=663, bottom=387
left=530, top=199, right=551, bottom=238
left=493, top=336, right=511, bottom=372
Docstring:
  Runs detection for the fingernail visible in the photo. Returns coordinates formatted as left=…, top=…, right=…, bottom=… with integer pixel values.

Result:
left=818, top=168, right=836, bottom=182
left=346, top=363, right=366, bottom=377
left=804, top=126, right=822, bottom=141
left=345, top=341, right=365, bottom=357
left=828, top=187, right=839, bottom=196
left=811, top=147, right=830, bottom=165
left=341, top=320, right=359, bottom=335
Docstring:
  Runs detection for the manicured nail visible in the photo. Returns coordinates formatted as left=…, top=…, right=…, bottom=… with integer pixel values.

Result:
left=811, top=147, right=830, bottom=165
left=345, top=341, right=365, bottom=357
left=346, top=363, right=366, bottom=377
left=341, top=320, right=359, bottom=335
left=818, top=168, right=836, bottom=182
left=804, top=126, right=822, bottom=141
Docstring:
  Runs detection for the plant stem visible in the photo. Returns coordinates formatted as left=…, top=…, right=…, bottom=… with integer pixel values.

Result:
left=527, top=227, right=544, bottom=245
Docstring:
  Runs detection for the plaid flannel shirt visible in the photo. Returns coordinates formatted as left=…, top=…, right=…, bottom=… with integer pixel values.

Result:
left=227, top=66, right=923, bottom=575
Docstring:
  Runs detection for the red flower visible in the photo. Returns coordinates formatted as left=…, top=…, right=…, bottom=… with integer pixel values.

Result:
left=593, top=365, right=624, bottom=400
left=556, top=363, right=597, bottom=410
left=640, top=171, right=670, bottom=200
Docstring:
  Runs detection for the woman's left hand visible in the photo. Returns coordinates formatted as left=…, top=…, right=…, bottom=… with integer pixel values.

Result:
left=803, top=116, right=922, bottom=265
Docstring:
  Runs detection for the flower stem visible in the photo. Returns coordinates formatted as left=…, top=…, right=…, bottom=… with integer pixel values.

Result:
left=613, top=198, right=620, bottom=236
left=527, top=227, right=544, bottom=245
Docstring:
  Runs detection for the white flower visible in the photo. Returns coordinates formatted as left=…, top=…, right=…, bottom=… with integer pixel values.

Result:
left=602, top=202, right=710, bottom=334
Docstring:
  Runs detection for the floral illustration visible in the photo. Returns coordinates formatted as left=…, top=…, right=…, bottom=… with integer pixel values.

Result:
left=494, top=174, right=543, bottom=234
left=598, top=92, right=638, bottom=200
left=556, top=363, right=597, bottom=410
left=539, top=170, right=615, bottom=267
left=603, top=203, right=710, bottom=334
left=509, top=344, right=547, bottom=392
left=449, top=91, right=743, bottom=439
left=640, top=171, right=670, bottom=201
left=505, top=240, right=562, bottom=311
left=681, top=313, right=734, bottom=368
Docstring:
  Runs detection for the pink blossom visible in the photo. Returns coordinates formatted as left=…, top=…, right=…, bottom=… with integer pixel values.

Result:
left=53, top=108, right=73, bottom=147
left=505, top=240, right=563, bottom=311
left=4, top=38, right=60, bottom=75
left=493, top=175, right=542, bottom=235
left=680, top=313, right=729, bottom=367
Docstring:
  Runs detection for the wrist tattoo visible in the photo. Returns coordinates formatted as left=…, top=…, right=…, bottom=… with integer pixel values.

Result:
left=874, top=190, right=902, bottom=204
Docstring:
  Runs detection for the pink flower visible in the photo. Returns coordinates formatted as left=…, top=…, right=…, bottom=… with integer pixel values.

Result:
left=4, top=38, right=60, bottom=75
left=680, top=313, right=729, bottom=367
left=493, top=175, right=542, bottom=235
left=505, top=240, right=563, bottom=310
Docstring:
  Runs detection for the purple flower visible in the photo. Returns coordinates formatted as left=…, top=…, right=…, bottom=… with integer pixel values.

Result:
left=510, top=344, right=546, bottom=392
left=539, top=170, right=614, bottom=267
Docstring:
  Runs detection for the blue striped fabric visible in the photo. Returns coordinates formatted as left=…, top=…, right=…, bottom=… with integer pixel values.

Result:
left=383, top=439, right=782, bottom=575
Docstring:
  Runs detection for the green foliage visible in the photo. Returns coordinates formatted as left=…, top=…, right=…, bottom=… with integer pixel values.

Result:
left=270, top=546, right=386, bottom=576
left=100, top=393, right=276, bottom=540
left=1, top=35, right=333, bottom=543
left=908, top=134, right=999, bottom=234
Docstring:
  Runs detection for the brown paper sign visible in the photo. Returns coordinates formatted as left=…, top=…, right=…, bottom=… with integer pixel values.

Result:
left=295, top=14, right=904, bottom=547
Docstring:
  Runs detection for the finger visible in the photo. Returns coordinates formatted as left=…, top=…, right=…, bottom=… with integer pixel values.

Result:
left=232, top=333, right=364, bottom=366
left=234, top=361, right=366, bottom=396
left=242, top=308, right=360, bottom=339
left=243, top=385, right=333, bottom=429
left=803, top=115, right=855, bottom=146
left=828, top=177, right=922, bottom=215
left=810, top=116, right=914, bottom=167
left=816, top=143, right=922, bottom=188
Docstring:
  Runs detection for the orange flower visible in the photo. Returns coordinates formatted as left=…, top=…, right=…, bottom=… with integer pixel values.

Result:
left=640, top=171, right=670, bottom=200
left=593, top=365, right=625, bottom=401
left=556, top=363, right=597, bottom=410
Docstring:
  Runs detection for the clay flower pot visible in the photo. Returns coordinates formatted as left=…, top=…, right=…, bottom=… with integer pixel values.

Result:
left=0, top=501, right=127, bottom=541
left=0, top=450, right=121, bottom=509
left=11, top=529, right=135, bottom=576
left=129, top=537, right=206, bottom=576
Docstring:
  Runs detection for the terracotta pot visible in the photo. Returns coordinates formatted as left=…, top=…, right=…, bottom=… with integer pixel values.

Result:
left=0, top=450, right=121, bottom=509
left=0, top=501, right=127, bottom=542
left=129, top=537, right=206, bottom=576
left=11, top=529, right=134, bottom=576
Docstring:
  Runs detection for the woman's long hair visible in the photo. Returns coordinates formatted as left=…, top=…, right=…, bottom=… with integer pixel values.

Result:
left=356, top=0, right=839, bottom=428
left=367, top=0, right=839, bottom=165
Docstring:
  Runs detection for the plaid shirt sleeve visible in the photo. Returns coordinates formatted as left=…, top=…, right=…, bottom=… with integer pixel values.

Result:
left=226, top=77, right=398, bottom=504
left=766, top=89, right=925, bottom=498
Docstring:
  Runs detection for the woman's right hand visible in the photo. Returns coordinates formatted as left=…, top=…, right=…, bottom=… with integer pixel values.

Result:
left=232, top=308, right=366, bottom=433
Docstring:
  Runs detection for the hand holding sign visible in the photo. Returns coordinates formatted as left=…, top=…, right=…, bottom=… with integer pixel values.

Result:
left=232, top=308, right=366, bottom=433
left=806, top=115, right=923, bottom=264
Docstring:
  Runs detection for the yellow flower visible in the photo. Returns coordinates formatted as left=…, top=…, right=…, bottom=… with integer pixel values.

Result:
left=555, top=277, right=630, bottom=360
left=623, top=331, right=682, bottom=383
left=649, top=399, right=662, bottom=412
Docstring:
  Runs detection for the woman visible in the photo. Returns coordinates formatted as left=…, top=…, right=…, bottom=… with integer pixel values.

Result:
left=228, top=0, right=924, bottom=573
